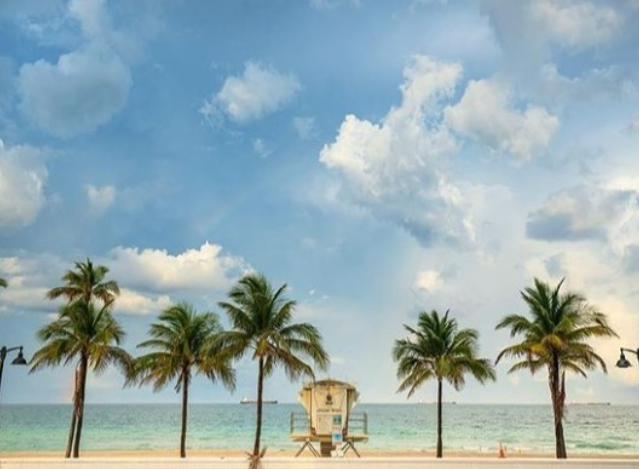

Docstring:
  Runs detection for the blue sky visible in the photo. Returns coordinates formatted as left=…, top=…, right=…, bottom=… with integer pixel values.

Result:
left=1, top=0, right=639, bottom=405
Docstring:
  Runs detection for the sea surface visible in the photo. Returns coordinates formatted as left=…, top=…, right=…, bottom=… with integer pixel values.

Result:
left=0, top=404, right=637, bottom=455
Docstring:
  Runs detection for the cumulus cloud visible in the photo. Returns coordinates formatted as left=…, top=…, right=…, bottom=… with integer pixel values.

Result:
left=527, top=185, right=639, bottom=242
left=17, top=0, right=133, bottom=138
left=201, top=61, right=300, bottom=124
left=414, top=269, right=442, bottom=292
left=531, top=0, right=621, bottom=50
left=445, top=78, right=559, bottom=161
left=480, top=0, right=627, bottom=108
left=482, top=0, right=621, bottom=56
left=68, top=0, right=111, bottom=38
left=0, top=241, right=248, bottom=316
left=107, top=242, right=249, bottom=293
left=19, top=45, right=132, bottom=138
left=116, top=288, right=171, bottom=316
left=0, top=138, right=47, bottom=229
left=319, top=55, right=475, bottom=247
left=86, top=184, right=116, bottom=213
left=0, top=253, right=66, bottom=313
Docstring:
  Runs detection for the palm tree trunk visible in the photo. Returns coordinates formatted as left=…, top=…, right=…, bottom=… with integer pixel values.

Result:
left=72, top=354, right=88, bottom=458
left=549, top=358, right=567, bottom=459
left=253, top=356, right=265, bottom=457
left=65, top=368, right=79, bottom=458
left=180, top=371, right=189, bottom=458
left=436, top=378, right=443, bottom=458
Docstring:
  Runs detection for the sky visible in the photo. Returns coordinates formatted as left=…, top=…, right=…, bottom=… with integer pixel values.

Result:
left=0, top=0, right=638, bottom=406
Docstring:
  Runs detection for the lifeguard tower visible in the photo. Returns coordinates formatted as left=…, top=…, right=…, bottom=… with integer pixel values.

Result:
left=290, top=379, right=368, bottom=457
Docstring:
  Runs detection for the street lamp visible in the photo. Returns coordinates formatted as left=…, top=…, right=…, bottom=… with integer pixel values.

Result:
left=616, top=347, right=639, bottom=370
left=0, top=345, right=28, bottom=402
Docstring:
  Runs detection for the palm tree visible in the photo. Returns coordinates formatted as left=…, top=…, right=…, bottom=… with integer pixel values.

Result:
left=496, top=278, right=617, bottom=459
left=47, top=258, right=120, bottom=305
left=30, top=300, right=133, bottom=458
left=133, top=302, right=236, bottom=458
left=393, top=309, right=495, bottom=458
left=218, top=273, right=329, bottom=463
left=0, top=277, right=7, bottom=288
left=46, top=258, right=120, bottom=457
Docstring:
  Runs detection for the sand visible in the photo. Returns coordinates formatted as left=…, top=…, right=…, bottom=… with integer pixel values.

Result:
left=1, top=449, right=638, bottom=459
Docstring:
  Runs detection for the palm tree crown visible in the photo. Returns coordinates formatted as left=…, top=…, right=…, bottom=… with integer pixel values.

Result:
left=218, top=273, right=329, bottom=460
left=219, top=273, right=329, bottom=379
left=496, top=278, right=617, bottom=459
left=393, top=309, right=495, bottom=458
left=31, top=300, right=132, bottom=375
left=136, top=303, right=235, bottom=392
left=134, top=302, right=235, bottom=458
left=394, top=310, right=496, bottom=395
left=47, top=259, right=119, bottom=305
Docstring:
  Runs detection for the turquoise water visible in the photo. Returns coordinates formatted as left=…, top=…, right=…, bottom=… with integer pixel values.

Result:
left=0, top=404, right=638, bottom=455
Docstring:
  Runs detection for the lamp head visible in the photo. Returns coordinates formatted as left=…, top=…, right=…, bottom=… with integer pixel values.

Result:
left=11, top=347, right=27, bottom=366
left=616, top=349, right=632, bottom=369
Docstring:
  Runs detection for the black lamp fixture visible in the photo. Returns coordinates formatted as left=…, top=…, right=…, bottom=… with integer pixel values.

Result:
left=616, top=347, right=638, bottom=371
left=0, top=345, right=28, bottom=403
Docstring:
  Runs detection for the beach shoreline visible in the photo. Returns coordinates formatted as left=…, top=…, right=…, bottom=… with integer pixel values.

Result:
left=2, top=449, right=639, bottom=459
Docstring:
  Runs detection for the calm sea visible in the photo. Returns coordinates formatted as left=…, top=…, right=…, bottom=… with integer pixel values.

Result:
left=0, top=404, right=637, bottom=455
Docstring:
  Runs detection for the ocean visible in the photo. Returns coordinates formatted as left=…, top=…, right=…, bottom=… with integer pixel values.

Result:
left=0, top=404, right=637, bottom=455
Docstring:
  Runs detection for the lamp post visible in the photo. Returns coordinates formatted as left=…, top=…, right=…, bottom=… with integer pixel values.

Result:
left=0, top=345, right=28, bottom=403
left=616, top=347, right=639, bottom=371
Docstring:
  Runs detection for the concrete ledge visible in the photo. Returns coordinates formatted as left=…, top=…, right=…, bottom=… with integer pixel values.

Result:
left=1, top=459, right=638, bottom=469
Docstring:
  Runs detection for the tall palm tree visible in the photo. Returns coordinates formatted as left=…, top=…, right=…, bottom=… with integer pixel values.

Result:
left=30, top=300, right=133, bottom=458
left=393, top=310, right=495, bottom=458
left=218, top=273, right=329, bottom=463
left=133, top=302, right=236, bottom=458
left=47, top=258, right=120, bottom=305
left=496, top=278, right=617, bottom=459
left=46, top=258, right=120, bottom=457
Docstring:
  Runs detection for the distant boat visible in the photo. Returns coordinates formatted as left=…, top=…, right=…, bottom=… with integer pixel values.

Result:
left=241, top=397, right=278, bottom=404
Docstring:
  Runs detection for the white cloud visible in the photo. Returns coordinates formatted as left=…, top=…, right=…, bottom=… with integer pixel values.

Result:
left=201, top=61, right=300, bottom=124
left=445, top=78, right=559, bottom=161
left=527, top=185, right=638, bottom=242
left=479, top=0, right=627, bottom=109
left=293, top=116, right=317, bottom=139
left=108, top=242, right=249, bottom=293
left=86, top=184, right=116, bottom=214
left=68, top=0, right=110, bottom=38
left=19, top=45, right=132, bottom=138
left=0, top=241, right=248, bottom=315
left=0, top=138, right=47, bottom=229
left=17, top=0, right=133, bottom=138
left=116, top=288, right=171, bottom=316
left=531, top=0, right=621, bottom=50
left=0, top=253, right=66, bottom=313
left=414, top=269, right=442, bottom=292
left=319, top=55, right=475, bottom=247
